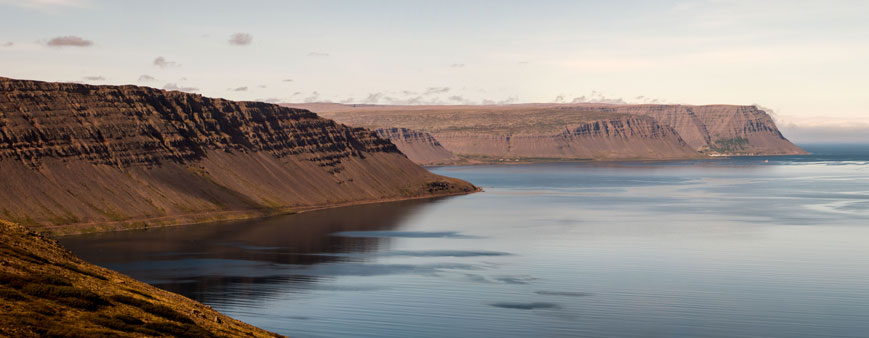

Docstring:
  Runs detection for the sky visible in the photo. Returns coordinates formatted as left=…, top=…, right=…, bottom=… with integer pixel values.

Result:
left=1, top=0, right=867, bottom=143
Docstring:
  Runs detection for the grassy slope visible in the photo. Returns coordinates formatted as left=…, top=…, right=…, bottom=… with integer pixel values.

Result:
left=0, top=219, right=284, bottom=338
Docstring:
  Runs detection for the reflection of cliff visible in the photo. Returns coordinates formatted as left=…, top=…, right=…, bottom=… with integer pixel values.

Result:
left=0, top=77, right=475, bottom=234
left=59, top=198, right=439, bottom=306
left=289, top=103, right=807, bottom=164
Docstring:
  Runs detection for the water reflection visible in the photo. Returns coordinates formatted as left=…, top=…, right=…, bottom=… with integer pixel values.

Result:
left=61, top=198, right=445, bottom=305
left=59, top=145, right=869, bottom=338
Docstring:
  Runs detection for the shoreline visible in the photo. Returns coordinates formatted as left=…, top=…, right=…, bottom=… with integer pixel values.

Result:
left=35, top=187, right=481, bottom=237
left=422, top=151, right=812, bottom=168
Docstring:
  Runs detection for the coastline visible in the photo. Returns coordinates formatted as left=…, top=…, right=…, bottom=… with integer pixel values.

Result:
left=33, top=187, right=481, bottom=237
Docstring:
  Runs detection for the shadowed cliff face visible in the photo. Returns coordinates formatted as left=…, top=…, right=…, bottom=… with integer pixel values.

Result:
left=0, top=77, right=476, bottom=234
left=291, top=103, right=806, bottom=164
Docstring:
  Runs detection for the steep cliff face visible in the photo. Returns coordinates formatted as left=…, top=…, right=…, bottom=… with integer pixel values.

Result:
left=0, top=219, right=284, bottom=337
left=603, top=104, right=806, bottom=155
left=292, top=103, right=805, bottom=164
left=374, top=128, right=458, bottom=165
left=0, top=77, right=476, bottom=234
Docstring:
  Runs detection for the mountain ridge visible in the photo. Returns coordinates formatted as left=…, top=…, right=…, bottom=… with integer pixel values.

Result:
left=290, top=103, right=806, bottom=164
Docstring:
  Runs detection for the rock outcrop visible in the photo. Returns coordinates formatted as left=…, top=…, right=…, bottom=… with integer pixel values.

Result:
left=0, top=77, right=476, bottom=234
left=291, top=103, right=806, bottom=164
left=0, top=219, right=284, bottom=337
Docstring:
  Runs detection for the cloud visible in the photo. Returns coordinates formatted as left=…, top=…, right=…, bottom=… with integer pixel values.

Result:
left=260, top=98, right=281, bottom=103
left=570, top=91, right=626, bottom=104
left=231, top=86, right=248, bottom=92
left=363, top=92, right=385, bottom=104
left=258, top=84, right=267, bottom=88
left=450, top=63, right=465, bottom=68
left=481, top=96, right=519, bottom=105
left=303, top=91, right=321, bottom=102
left=153, top=56, right=178, bottom=68
left=448, top=95, right=471, bottom=103
left=553, top=95, right=565, bottom=103
left=2, top=42, right=12, bottom=47
left=423, top=87, right=450, bottom=95
left=46, top=36, right=92, bottom=47
left=307, top=52, right=330, bottom=57
left=82, top=76, right=104, bottom=81
left=228, top=33, right=252, bottom=46
left=291, top=91, right=302, bottom=96
left=282, top=78, right=293, bottom=82
left=162, top=83, right=198, bottom=93
left=137, top=74, right=156, bottom=82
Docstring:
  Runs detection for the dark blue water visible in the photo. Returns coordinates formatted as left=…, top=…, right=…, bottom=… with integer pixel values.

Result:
left=61, top=144, right=869, bottom=338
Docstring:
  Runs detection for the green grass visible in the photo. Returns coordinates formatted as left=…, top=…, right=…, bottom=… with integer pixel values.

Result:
left=708, top=137, right=750, bottom=153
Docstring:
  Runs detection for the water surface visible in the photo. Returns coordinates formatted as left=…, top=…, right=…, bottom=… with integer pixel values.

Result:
left=61, top=144, right=869, bottom=338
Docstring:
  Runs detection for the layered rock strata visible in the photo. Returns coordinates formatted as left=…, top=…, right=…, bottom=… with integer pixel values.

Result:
left=0, top=77, right=476, bottom=234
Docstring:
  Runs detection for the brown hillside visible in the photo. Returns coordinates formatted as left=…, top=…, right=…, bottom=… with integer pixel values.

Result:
left=0, top=77, right=476, bottom=234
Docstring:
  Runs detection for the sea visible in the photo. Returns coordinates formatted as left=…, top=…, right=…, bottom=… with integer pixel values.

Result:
left=61, top=144, right=869, bottom=338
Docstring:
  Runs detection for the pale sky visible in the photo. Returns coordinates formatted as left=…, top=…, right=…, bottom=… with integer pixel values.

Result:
left=1, top=0, right=867, bottom=143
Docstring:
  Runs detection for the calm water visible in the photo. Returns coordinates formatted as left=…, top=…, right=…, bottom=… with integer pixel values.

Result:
left=61, top=144, right=869, bottom=338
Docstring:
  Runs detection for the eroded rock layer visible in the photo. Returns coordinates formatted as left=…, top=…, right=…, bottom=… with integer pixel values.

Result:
left=0, top=77, right=476, bottom=234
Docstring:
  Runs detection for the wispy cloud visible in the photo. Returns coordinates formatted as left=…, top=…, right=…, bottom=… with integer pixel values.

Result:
left=228, top=33, right=252, bottom=46
left=570, top=91, right=626, bottom=104
left=46, top=35, right=92, bottom=47
left=450, top=63, right=465, bottom=68
left=82, top=75, right=103, bottom=81
left=2, top=42, right=12, bottom=47
left=282, top=78, right=293, bottom=82
left=307, top=52, right=330, bottom=57
left=423, top=87, right=450, bottom=95
left=231, top=86, right=248, bottom=92
left=359, top=93, right=381, bottom=103
left=304, top=91, right=320, bottom=102
left=137, top=74, right=156, bottom=82
left=162, top=83, right=198, bottom=93
left=153, top=56, right=178, bottom=68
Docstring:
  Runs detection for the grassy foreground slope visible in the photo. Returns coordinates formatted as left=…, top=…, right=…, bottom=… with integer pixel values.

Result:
left=0, top=219, right=284, bottom=338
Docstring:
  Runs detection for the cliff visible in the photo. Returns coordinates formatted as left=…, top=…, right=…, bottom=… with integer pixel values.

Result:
left=0, top=77, right=476, bottom=234
left=0, top=219, right=284, bottom=337
left=291, top=103, right=806, bottom=163
left=610, top=104, right=806, bottom=155
left=374, top=128, right=458, bottom=165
